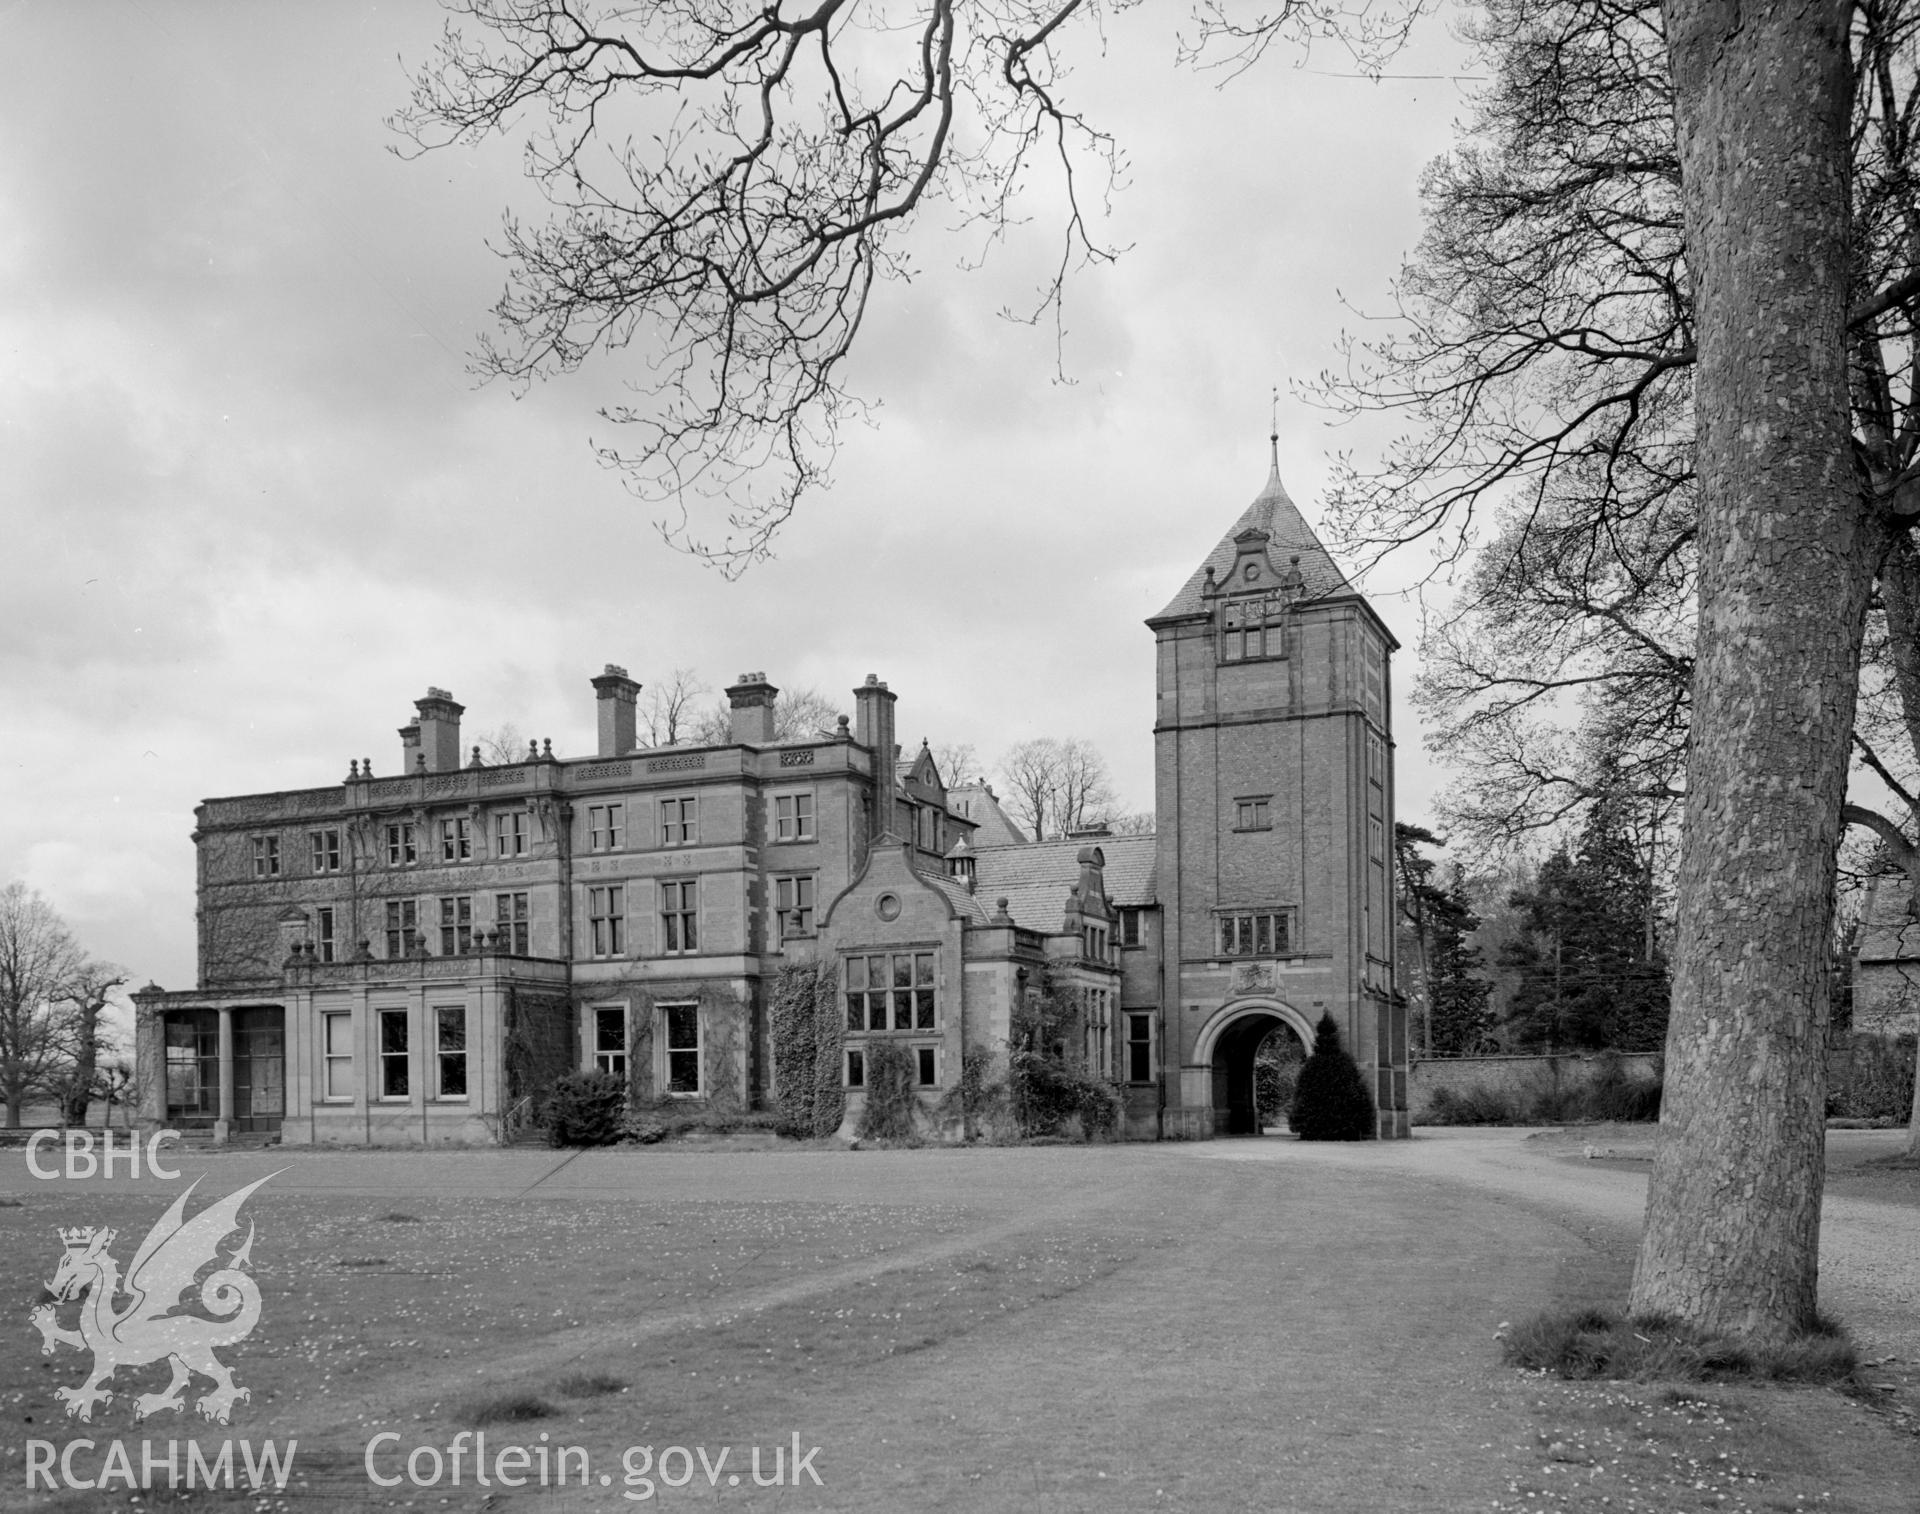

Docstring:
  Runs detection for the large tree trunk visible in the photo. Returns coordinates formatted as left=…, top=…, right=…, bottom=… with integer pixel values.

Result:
left=1630, top=0, right=1871, bottom=1339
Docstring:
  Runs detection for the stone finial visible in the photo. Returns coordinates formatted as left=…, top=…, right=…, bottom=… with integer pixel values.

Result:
left=994, top=896, right=1013, bottom=924
left=528, top=739, right=540, bottom=761
left=836, top=715, right=851, bottom=742
left=363, top=757, right=372, bottom=775
left=348, top=759, right=359, bottom=779
left=415, top=752, right=427, bottom=772
left=469, top=745, right=484, bottom=768
left=542, top=737, right=553, bottom=759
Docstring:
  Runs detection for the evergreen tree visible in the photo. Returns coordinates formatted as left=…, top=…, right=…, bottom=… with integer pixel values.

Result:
left=1288, top=1013, right=1376, bottom=1141
left=1426, top=865, right=1495, bottom=1055
left=1500, top=801, right=1670, bottom=1052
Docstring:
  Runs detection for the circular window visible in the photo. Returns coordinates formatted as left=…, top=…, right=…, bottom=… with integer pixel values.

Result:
left=1243, top=561, right=1261, bottom=582
left=876, top=893, right=902, bottom=921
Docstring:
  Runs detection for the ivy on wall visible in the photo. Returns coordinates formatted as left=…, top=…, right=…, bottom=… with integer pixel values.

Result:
left=767, top=960, right=846, bottom=1138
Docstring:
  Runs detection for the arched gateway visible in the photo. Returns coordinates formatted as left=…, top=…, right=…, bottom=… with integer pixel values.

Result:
left=1193, top=999, right=1314, bottom=1135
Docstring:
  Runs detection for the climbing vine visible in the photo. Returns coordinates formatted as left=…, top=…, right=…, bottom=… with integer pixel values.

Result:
left=855, top=1038, right=919, bottom=1142
left=1008, top=980, right=1121, bottom=1139
left=768, top=959, right=846, bottom=1138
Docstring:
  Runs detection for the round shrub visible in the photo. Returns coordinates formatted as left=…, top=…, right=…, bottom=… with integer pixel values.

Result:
left=1288, top=1013, right=1376, bottom=1141
left=544, top=1069, right=628, bottom=1147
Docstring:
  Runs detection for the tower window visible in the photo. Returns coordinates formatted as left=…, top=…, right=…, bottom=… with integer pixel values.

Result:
left=1220, top=593, right=1287, bottom=662
left=1217, top=910, right=1292, bottom=957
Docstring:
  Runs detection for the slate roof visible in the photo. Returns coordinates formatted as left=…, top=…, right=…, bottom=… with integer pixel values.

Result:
left=969, top=834, right=1158, bottom=933
left=1153, top=450, right=1353, bottom=622
left=916, top=868, right=992, bottom=923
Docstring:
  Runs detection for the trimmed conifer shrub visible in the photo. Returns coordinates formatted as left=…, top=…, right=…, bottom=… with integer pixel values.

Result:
left=544, top=1069, right=628, bottom=1147
left=1288, top=1012, right=1376, bottom=1141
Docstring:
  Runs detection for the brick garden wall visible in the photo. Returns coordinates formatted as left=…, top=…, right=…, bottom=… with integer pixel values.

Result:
left=1409, top=1052, right=1662, bottom=1124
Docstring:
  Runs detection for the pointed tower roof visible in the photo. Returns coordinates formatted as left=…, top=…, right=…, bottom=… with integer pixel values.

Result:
left=1152, top=436, right=1353, bottom=621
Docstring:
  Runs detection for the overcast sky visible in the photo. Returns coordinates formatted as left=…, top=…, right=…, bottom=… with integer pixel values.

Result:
left=2, top=3, right=1480, bottom=994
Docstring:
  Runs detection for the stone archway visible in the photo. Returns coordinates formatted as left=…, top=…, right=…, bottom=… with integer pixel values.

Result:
left=1195, top=1001, right=1314, bottom=1136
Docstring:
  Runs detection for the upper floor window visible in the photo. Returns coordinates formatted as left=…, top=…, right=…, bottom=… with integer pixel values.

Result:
left=587, top=885, right=626, bottom=957
left=495, top=891, right=529, bottom=954
left=440, top=817, right=472, bottom=863
left=660, top=796, right=698, bottom=847
left=775, top=874, right=815, bottom=938
left=774, top=793, right=814, bottom=842
left=316, top=906, right=337, bottom=964
left=385, top=822, right=418, bottom=867
left=660, top=879, right=698, bottom=953
left=1082, top=923, right=1109, bottom=961
left=1220, top=593, right=1287, bottom=662
left=1234, top=797, right=1271, bottom=831
left=844, top=951, right=936, bottom=1032
left=1368, top=816, right=1385, bottom=861
left=1367, top=730, right=1388, bottom=787
left=384, top=899, right=417, bottom=958
left=310, top=829, right=341, bottom=873
left=588, top=803, right=624, bottom=852
left=1118, top=907, right=1144, bottom=948
left=251, top=835, right=281, bottom=878
left=1218, top=910, right=1291, bottom=957
left=438, top=895, right=474, bottom=955
left=495, top=810, right=528, bottom=857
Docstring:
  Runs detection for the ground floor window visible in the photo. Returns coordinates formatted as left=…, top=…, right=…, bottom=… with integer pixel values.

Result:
left=916, top=1045, right=938, bottom=1087
left=662, top=1002, right=700, bottom=1095
left=593, top=1005, right=629, bottom=1078
left=323, top=1011, right=354, bottom=1100
left=435, top=1006, right=467, bottom=1098
left=1126, top=1012, right=1153, bottom=1084
left=164, top=1013, right=218, bottom=1118
left=845, top=1048, right=865, bottom=1088
left=378, top=1009, right=409, bottom=1099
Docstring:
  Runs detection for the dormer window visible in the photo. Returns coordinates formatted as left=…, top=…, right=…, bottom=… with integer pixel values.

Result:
left=1221, top=594, right=1286, bottom=662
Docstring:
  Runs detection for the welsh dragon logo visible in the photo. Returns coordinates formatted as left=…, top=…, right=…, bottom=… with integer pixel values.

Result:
left=31, top=1173, right=274, bottom=1424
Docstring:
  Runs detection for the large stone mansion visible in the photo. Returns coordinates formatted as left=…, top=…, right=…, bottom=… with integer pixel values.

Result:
left=133, top=449, right=1408, bottom=1142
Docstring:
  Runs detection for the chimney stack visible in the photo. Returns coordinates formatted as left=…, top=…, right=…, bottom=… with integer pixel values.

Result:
left=853, top=674, right=898, bottom=837
left=398, top=720, right=421, bottom=773
left=414, top=688, right=464, bottom=773
left=591, top=664, right=641, bottom=756
left=725, top=671, right=779, bottom=746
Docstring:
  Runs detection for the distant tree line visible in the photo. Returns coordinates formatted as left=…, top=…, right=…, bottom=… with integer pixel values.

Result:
left=0, top=882, right=127, bottom=1128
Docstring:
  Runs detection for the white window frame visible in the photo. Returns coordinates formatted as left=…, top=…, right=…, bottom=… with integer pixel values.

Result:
left=1216, top=909, right=1293, bottom=958
left=660, top=878, right=698, bottom=954
left=659, top=1001, right=701, bottom=1097
left=774, top=792, right=814, bottom=842
left=495, top=809, right=529, bottom=857
left=434, top=1005, right=468, bottom=1100
left=587, top=885, right=626, bottom=958
left=588, top=802, right=625, bottom=852
left=251, top=834, right=281, bottom=878
left=775, top=873, right=815, bottom=938
left=1126, top=1012, right=1154, bottom=1084
left=494, top=891, right=530, bottom=954
left=591, top=1003, right=629, bottom=1079
left=660, top=796, right=698, bottom=847
left=438, top=894, right=474, bottom=955
left=440, top=816, right=472, bottom=862
left=322, top=1011, right=355, bottom=1101
left=385, top=822, right=418, bottom=866
left=1234, top=796, right=1272, bottom=831
left=310, top=829, right=342, bottom=873
left=377, top=1008, right=410, bottom=1101
left=384, top=899, right=418, bottom=958
left=316, top=906, right=337, bottom=964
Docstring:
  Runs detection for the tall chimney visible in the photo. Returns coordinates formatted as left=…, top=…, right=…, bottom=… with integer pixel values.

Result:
left=398, top=720, right=421, bottom=773
left=726, top=671, right=779, bottom=746
left=414, top=688, right=464, bottom=773
left=853, top=674, right=898, bottom=837
left=592, top=664, right=641, bottom=756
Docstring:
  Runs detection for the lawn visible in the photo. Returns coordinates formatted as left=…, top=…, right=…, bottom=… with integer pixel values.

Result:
left=2, top=1141, right=1914, bottom=1512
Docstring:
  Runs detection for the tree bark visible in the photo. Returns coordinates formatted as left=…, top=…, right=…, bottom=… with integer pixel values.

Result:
left=1630, top=0, right=1871, bottom=1339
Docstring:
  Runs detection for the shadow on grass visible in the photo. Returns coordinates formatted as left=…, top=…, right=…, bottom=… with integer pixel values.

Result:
left=462, top=1391, right=556, bottom=1425
left=555, top=1371, right=628, bottom=1397
left=1504, top=1306, right=1860, bottom=1387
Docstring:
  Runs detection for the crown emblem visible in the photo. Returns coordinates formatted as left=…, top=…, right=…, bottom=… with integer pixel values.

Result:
left=58, top=1226, right=110, bottom=1249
